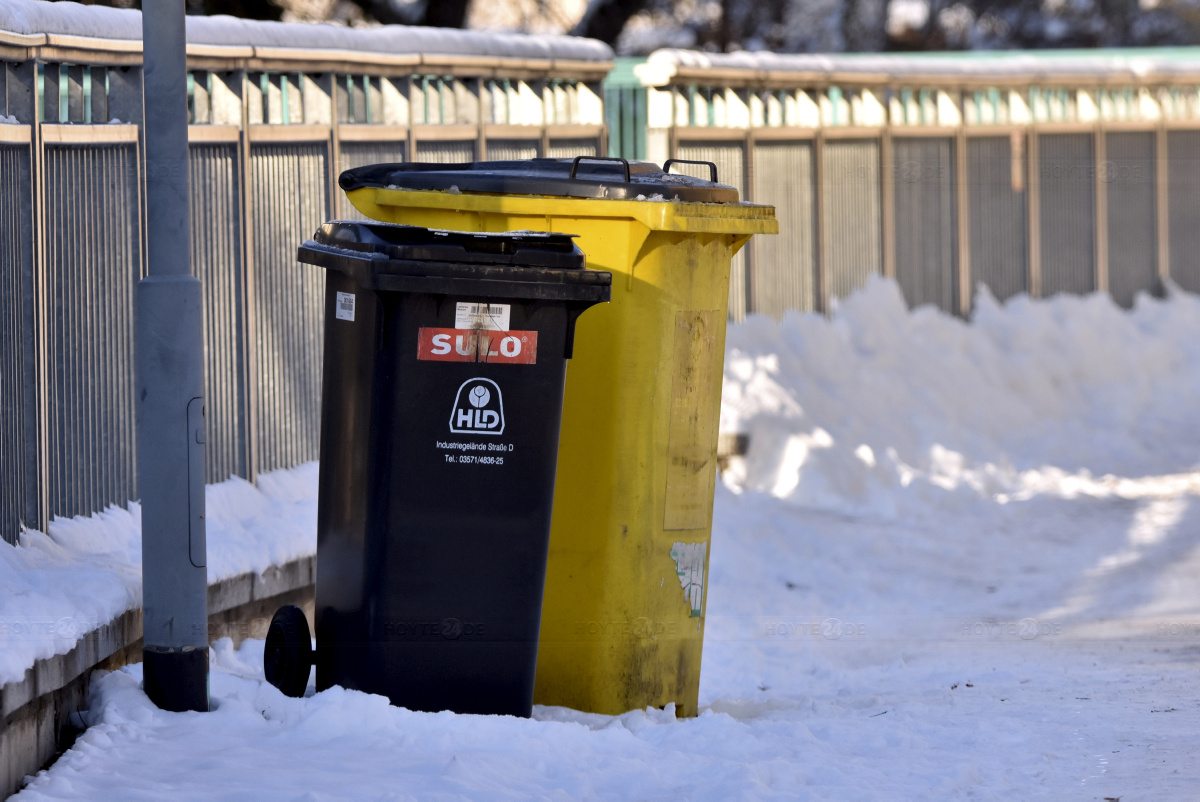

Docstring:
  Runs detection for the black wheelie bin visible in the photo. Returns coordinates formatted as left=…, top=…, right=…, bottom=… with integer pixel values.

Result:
left=264, top=221, right=610, bottom=718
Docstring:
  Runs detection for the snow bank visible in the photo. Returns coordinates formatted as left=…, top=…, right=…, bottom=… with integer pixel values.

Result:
left=721, top=277, right=1200, bottom=515
left=0, top=512, right=140, bottom=689
left=0, top=0, right=612, bottom=62
left=0, top=464, right=317, bottom=688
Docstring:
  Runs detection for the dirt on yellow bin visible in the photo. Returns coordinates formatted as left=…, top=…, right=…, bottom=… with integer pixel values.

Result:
left=338, top=157, right=777, bottom=717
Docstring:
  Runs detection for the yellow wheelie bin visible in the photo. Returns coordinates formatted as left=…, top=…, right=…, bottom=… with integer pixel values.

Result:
left=338, top=157, right=777, bottom=717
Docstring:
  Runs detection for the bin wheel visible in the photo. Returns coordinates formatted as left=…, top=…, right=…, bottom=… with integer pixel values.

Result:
left=264, top=605, right=312, bottom=698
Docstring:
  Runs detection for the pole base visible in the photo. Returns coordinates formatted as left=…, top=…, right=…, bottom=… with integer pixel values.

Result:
left=143, top=645, right=210, bottom=712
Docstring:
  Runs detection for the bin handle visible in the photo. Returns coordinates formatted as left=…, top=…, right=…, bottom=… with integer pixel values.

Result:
left=569, top=156, right=631, bottom=183
left=664, top=159, right=719, bottom=183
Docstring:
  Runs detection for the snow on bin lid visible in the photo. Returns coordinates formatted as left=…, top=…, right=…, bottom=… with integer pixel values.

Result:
left=339, top=158, right=742, bottom=203
left=306, top=221, right=587, bottom=271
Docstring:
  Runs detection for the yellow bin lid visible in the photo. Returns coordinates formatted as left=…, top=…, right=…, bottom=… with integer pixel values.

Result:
left=340, top=157, right=779, bottom=236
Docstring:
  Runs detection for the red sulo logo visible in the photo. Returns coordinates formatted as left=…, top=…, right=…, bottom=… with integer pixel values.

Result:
left=417, top=327, right=537, bottom=364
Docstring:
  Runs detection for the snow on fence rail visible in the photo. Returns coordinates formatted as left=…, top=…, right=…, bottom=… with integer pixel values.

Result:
left=608, top=48, right=1200, bottom=320
left=0, top=0, right=612, bottom=546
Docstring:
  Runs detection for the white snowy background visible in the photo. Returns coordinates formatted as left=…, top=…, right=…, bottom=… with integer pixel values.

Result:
left=7, top=277, right=1200, bottom=798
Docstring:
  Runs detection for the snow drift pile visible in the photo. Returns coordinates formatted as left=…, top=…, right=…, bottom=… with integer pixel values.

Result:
left=721, top=277, right=1200, bottom=515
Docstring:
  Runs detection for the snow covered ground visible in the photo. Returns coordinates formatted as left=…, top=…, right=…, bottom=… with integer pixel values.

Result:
left=0, top=465, right=318, bottom=687
left=13, top=278, right=1200, bottom=799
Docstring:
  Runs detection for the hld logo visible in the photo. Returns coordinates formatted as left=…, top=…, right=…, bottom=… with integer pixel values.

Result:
left=449, top=378, right=505, bottom=435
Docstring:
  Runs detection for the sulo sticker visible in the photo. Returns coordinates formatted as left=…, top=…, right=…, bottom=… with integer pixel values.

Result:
left=417, top=328, right=537, bottom=364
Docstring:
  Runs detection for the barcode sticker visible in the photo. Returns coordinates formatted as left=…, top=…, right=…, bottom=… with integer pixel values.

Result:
left=455, top=302, right=510, bottom=332
left=336, top=291, right=355, bottom=322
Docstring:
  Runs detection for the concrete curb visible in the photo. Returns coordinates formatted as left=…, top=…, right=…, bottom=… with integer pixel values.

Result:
left=0, top=555, right=316, bottom=797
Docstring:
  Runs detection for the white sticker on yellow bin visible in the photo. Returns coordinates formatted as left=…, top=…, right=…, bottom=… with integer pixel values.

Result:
left=456, top=302, right=510, bottom=331
left=671, top=541, right=707, bottom=617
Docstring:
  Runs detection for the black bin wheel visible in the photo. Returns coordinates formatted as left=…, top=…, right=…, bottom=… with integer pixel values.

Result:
left=264, top=605, right=312, bottom=698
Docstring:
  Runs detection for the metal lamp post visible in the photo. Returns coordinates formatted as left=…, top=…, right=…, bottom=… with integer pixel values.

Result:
left=136, top=0, right=210, bottom=713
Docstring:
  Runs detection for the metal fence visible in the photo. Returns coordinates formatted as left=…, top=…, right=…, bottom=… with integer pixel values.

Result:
left=616, top=50, right=1200, bottom=320
left=10, top=27, right=1200, bottom=544
left=0, top=18, right=610, bottom=543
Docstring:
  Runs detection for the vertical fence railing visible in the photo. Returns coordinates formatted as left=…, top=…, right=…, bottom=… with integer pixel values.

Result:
left=0, top=125, right=37, bottom=545
left=249, top=138, right=329, bottom=474
left=0, top=53, right=151, bottom=540
left=820, top=138, right=884, bottom=310
left=1105, top=130, right=1158, bottom=308
left=966, top=134, right=1028, bottom=302
left=189, top=135, right=248, bottom=484
left=1167, top=129, right=1200, bottom=293
left=747, top=137, right=816, bottom=315
left=893, top=135, right=957, bottom=312
left=625, top=52, right=1200, bottom=321
left=41, top=130, right=142, bottom=522
left=1038, top=132, right=1096, bottom=297
left=0, top=25, right=612, bottom=543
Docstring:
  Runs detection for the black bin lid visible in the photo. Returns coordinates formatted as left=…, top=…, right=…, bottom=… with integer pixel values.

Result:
left=297, top=221, right=611, bottom=304
left=307, top=218, right=585, bottom=268
left=338, top=157, right=741, bottom=203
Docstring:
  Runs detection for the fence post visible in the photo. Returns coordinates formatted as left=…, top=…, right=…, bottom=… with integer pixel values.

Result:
left=473, top=77, right=487, bottom=161
left=21, top=58, right=52, bottom=534
left=3, top=60, right=43, bottom=540
left=229, top=69, right=262, bottom=484
left=881, top=91, right=896, bottom=281
left=405, top=74, right=417, bottom=159
left=955, top=90, right=971, bottom=315
left=1027, top=125, right=1042, bottom=298
left=814, top=129, right=828, bottom=313
left=1156, top=112, right=1170, bottom=288
left=1094, top=116, right=1109, bottom=294
left=744, top=126, right=756, bottom=314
